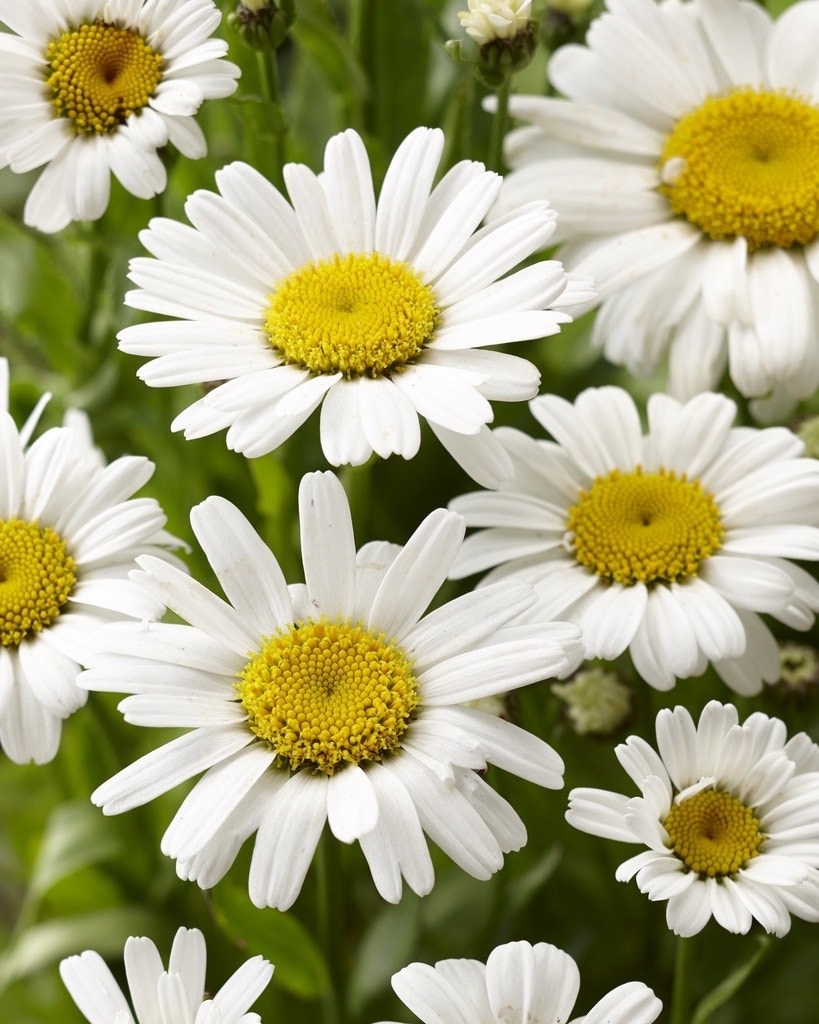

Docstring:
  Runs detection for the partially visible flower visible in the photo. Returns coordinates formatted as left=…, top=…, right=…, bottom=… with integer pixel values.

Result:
left=0, top=357, right=183, bottom=764
left=492, top=0, right=819, bottom=415
left=83, top=471, right=582, bottom=909
left=567, top=701, right=819, bottom=936
left=60, top=926, right=273, bottom=1024
left=383, top=939, right=662, bottom=1024
left=228, top=0, right=293, bottom=51
left=118, top=126, right=588, bottom=487
left=0, top=0, right=240, bottom=233
left=450, top=386, right=819, bottom=695
left=797, top=414, right=819, bottom=459
left=458, top=0, right=533, bottom=46
left=552, top=666, right=631, bottom=736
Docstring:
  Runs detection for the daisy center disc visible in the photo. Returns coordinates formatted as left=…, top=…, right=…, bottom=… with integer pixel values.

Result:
left=236, top=617, right=419, bottom=775
left=660, top=88, right=819, bottom=251
left=264, top=252, right=438, bottom=377
left=664, top=789, right=764, bottom=878
left=0, top=519, right=77, bottom=646
left=566, top=467, right=724, bottom=586
left=45, top=21, right=163, bottom=135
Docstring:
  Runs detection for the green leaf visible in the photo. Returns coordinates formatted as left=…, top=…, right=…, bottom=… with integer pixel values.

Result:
left=505, top=845, right=563, bottom=916
left=0, top=906, right=156, bottom=990
left=211, top=881, right=330, bottom=998
left=691, top=935, right=772, bottom=1024
left=348, top=896, right=420, bottom=1014
left=28, top=801, right=120, bottom=901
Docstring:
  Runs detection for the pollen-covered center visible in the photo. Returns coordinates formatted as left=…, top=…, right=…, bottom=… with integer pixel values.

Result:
left=0, top=519, right=77, bottom=646
left=45, top=21, right=163, bottom=135
left=236, top=617, right=419, bottom=774
left=660, top=88, right=819, bottom=251
left=566, top=467, right=724, bottom=585
left=664, top=789, right=764, bottom=877
left=264, top=253, right=438, bottom=377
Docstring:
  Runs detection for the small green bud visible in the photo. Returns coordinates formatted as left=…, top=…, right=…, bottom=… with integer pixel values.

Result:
left=227, top=0, right=294, bottom=51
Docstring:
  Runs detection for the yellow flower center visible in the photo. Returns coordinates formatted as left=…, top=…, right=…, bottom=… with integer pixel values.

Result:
left=264, top=253, right=438, bottom=377
left=664, top=789, right=764, bottom=877
left=0, top=519, right=77, bottom=646
left=236, top=617, right=419, bottom=775
left=566, top=468, right=724, bottom=586
left=45, top=21, right=163, bottom=135
left=660, top=88, right=819, bottom=251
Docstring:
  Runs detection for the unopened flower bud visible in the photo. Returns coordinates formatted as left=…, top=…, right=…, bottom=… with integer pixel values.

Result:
left=552, top=667, right=631, bottom=737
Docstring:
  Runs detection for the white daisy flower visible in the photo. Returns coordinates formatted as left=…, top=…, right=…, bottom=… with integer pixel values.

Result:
left=382, top=939, right=662, bottom=1024
left=60, top=925, right=273, bottom=1024
left=0, top=0, right=240, bottom=233
left=0, top=357, right=181, bottom=765
left=449, top=386, right=819, bottom=694
left=567, top=701, right=819, bottom=937
left=82, top=471, right=582, bottom=910
left=493, top=0, right=819, bottom=414
left=458, top=1, right=533, bottom=47
left=118, top=126, right=586, bottom=487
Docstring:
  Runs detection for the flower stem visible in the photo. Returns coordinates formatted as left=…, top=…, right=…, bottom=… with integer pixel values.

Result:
left=489, top=76, right=511, bottom=173
left=316, top=834, right=343, bottom=1024
left=670, top=933, right=693, bottom=1024
left=255, top=48, right=287, bottom=190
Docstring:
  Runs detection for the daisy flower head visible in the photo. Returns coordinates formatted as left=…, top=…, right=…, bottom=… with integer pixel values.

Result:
left=0, top=357, right=181, bottom=765
left=449, top=386, right=819, bottom=695
left=567, top=700, right=819, bottom=937
left=83, top=471, right=583, bottom=910
left=458, top=1, right=534, bottom=47
left=494, top=0, right=819, bottom=414
left=383, top=939, right=662, bottom=1024
left=0, top=0, right=240, bottom=233
left=60, top=925, right=273, bottom=1024
left=118, top=126, right=587, bottom=487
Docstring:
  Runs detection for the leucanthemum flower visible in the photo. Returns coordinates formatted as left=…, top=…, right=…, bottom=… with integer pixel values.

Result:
left=458, top=1, right=533, bottom=46
left=0, top=358, right=181, bottom=764
left=82, top=471, right=582, bottom=910
left=381, top=939, right=662, bottom=1024
left=0, top=0, right=240, bottom=233
left=493, top=0, right=819, bottom=415
left=118, top=126, right=587, bottom=487
left=449, top=386, right=819, bottom=694
left=567, top=701, right=819, bottom=937
left=60, top=926, right=273, bottom=1024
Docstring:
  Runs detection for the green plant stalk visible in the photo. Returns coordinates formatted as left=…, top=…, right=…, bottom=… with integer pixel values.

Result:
left=489, top=75, right=511, bottom=173
left=669, top=933, right=693, bottom=1024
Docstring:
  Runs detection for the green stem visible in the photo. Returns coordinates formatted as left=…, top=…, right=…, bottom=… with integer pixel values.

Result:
left=669, top=933, right=694, bottom=1024
left=489, top=76, right=511, bottom=173
left=315, top=835, right=343, bottom=1024
left=255, top=48, right=286, bottom=189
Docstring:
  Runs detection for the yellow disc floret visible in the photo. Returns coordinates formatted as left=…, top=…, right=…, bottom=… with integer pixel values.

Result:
left=236, top=617, right=419, bottom=774
left=46, top=21, right=163, bottom=135
left=660, top=88, right=819, bottom=251
left=664, top=788, right=764, bottom=878
left=265, top=252, right=438, bottom=377
left=566, top=467, right=724, bottom=586
left=0, top=519, right=77, bottom=646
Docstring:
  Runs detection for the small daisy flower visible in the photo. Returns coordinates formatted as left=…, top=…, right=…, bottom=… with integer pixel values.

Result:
left=82, top=471, right=582, bottom=910
left=458, top=1, right=533, bottom=47
left=0, top=358, right=181, bottom=765
left=493, top=0, right=819, bottom=414
left=118, top=126, right=586, bottom=487
left=449, top=386, right=819, bottom=694
left=0, top=0, right=240, bottom=233
left=60, top=926, right=273, bottom=1024
left=567, top=701, right=819, bottom=937
left=382, top=939, right=662, bottom=1024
